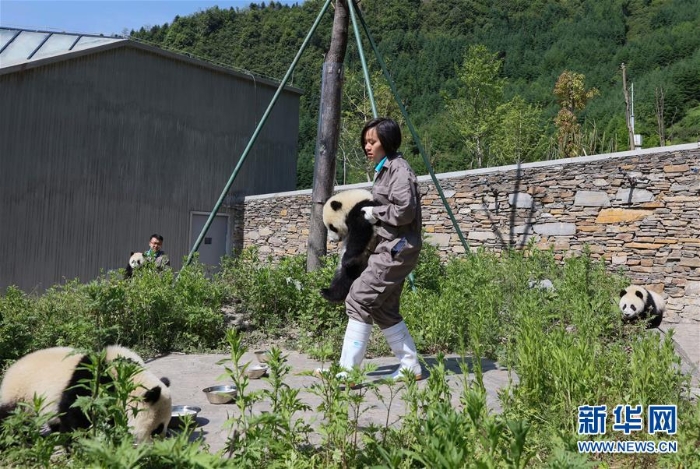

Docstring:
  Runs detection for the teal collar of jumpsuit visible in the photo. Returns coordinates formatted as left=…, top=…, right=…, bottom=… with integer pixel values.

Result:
left=374, top=156, right=388, bottom=173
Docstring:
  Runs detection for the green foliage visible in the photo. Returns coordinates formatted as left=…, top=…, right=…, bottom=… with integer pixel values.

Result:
left=445, top=44, right=507, bottom=168
left=0, top=260, right=226, bottom=362
left=219, top=247, right=346, bottom=337
left=1, top=245, right=698, bottom=466
left=0, top=397, right=68, bottom=466
left=130, top=0, right=700, bottom=188
left=0, top=287, right=36, bottom=371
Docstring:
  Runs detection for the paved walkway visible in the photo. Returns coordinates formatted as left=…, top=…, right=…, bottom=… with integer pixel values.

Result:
left=147, top=322, right=699, bottom=454
left=659, top=322, right=700, bottom=390
left=147, top=351, right=515, bottom=453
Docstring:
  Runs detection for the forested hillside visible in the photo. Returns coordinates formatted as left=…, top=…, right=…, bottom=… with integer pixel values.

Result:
left=131, top=0, right=700, bottom=188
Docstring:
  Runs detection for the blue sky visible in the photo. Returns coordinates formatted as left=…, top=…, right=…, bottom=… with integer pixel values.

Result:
left=1, top=0, right=303, bottom=36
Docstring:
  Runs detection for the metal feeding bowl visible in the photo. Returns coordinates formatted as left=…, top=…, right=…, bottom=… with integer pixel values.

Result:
left=254, top=350, right=271, bottom=364
left=170, top=405, right=201, bottom=429
left=202, top=384, right=237, bottom=404
left=245, top=363, right=269, bottom=379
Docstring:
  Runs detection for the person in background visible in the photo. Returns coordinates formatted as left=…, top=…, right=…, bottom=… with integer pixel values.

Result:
left=146, top=234, right=170, bottom=269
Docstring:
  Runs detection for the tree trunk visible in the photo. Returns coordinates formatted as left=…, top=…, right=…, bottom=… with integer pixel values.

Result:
left=621, top=63, right=635, bottom=151
left=307, top=0, right=350, bottom=272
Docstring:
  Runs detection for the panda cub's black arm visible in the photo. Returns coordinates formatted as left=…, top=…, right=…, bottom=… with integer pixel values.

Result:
left=342, top=201, right=379, bottom=261
left=320, top=200, right=379, bottom=303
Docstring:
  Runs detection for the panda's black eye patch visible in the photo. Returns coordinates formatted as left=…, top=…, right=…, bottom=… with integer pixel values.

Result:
left=630, top=305, right=637, bottom=311
left=329, top=224, right=338, bottom=233
left=331, top=201, right=342, bottom=211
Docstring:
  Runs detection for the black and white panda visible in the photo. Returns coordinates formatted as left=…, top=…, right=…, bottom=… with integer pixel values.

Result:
left=125, top=252, right=146, bottom=279
left=0, top=345, right=172, bottom=443
left=619, top=285, right=665, bottom=328
left=321, top=189, right=380, bottom=302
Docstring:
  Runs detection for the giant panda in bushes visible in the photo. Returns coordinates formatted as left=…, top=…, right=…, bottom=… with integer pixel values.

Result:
left=124, top=252, right=146, bottom=279
left=619, top=285, right=665, bottom=328
left=320, top=189, right=380, bottom=303
left=0, top=345, right=172, bottom=443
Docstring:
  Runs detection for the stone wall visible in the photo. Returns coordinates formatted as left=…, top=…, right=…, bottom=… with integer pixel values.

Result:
left=242, top=143, right=700, bottom=323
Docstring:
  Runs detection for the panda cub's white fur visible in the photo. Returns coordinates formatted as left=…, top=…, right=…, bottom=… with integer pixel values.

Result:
left=129, top=252, right=145, bottom=269
left=619, top=285, right=665, bottom=328
left=321, top=189, right=379, bottom=303
left=125, top=252, right=146, bottom=278
left=0, top=345, right=171, bottom=443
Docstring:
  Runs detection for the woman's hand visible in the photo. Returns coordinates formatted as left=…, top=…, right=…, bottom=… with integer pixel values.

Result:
left=361, top=206, right=378, bottom=224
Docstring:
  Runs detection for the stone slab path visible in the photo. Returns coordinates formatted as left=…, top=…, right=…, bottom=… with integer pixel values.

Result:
left=147, top=322, right=699, bottom=454
left=147, top=351, right=515, bottom=453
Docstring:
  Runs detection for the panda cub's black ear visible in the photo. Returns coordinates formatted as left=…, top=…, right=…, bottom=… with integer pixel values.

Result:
left=635, top=290, right=644, bottom=299
left=331, top=201, right=342, bottom=211
left=160, top=377, right=171, bottom=387
left=620, top=289, right=627, bottom=298
left=130, top=251, right=135, bottom=256
left=144, top=386, right=162, bottom=403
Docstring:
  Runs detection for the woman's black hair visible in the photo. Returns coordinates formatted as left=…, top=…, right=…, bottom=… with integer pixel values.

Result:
left=360, top=117, right=402, bottom=156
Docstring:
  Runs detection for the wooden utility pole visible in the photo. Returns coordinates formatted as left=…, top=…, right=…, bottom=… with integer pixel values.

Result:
left=307, top=0, right=350, bottom=271
left=655, top=86, right=666, bottom=147
left=621, top=63, right=635, bottom=150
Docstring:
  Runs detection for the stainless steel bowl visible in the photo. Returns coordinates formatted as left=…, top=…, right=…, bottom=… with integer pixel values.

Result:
left=254, top=350, right=271, bottom=364
left=170, top=405, right=201, bottom=429
left=202, top=384, right=237, bottom=404
left=245, top=363, right=268, bottom=379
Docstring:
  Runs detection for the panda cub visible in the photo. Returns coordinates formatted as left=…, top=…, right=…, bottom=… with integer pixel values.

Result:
left=125, top=251, right=145, bottom=278
left=321, top=189, right=380, bottom=303
left=0, top=345, right=172, bottom=443
left=619, top=285, right=665, bottom=328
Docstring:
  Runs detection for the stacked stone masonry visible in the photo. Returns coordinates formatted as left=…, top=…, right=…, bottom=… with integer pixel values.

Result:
left=243, top=144, right=700, bottom=324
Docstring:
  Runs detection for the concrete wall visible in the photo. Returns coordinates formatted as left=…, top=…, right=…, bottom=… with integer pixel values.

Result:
left=242, top=143, right=700, bottom=324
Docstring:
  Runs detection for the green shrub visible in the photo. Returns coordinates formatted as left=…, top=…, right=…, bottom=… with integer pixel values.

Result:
left=219, top=247, right=346, bottom=336
left=0, top=286, right=36, bottom=371
left=1, top=245, right=697, bottom=467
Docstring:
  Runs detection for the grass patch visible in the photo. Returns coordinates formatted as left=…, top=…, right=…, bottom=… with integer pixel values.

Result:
left=1, top=246, right=697, bottom=467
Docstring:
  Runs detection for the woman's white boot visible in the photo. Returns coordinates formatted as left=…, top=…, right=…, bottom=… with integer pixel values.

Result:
left=315, top=319, right=372, bottom=385
left=337, top=319, right=373, bottom=375
left=382, top=320, right=421, bottom=380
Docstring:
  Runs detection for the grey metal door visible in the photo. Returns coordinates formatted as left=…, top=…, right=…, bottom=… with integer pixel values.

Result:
left=190, top=213, right=229, bottom=268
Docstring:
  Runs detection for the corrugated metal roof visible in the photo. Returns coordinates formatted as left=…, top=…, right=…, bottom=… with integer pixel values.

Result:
left=0, top=27, right=303, bottom=94
left=0, top=28, right=124, bottom=68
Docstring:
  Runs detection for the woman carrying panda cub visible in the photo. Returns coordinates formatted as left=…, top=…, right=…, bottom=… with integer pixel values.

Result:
left=326, top=117, right=422, bottom=382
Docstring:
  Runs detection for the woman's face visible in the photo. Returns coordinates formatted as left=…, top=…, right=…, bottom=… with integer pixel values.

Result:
left=363, top=128, right=386, bottom=165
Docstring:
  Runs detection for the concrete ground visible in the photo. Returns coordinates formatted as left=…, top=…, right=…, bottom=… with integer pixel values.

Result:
left=659, top=322, right=700, bottom=391
left=147, top=350, right=515, bottom=454
left=147, top=322, right=699, bottom=454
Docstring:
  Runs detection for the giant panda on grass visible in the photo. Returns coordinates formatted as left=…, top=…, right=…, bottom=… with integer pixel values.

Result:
left=619, top=285, right=665, bottom=328
left=321, top=189, right=380, bottom=303
left=0, top=345, right=172, bottom=443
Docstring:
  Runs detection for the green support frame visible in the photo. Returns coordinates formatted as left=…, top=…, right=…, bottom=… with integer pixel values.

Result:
left=181, top=0, right=469, bottom=278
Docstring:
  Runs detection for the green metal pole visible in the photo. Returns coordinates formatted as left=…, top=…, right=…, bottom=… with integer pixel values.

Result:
left=347, top=0, right=377, bottom=118
left=354, top=2, right=471, bottom=254
left=348, top=0, right=418, bottom=290
left=181, top=0, right=333, bottom=272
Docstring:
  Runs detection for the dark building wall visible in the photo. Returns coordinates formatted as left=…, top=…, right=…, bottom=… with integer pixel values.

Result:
left=0, top=46, right=300, bottom=292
